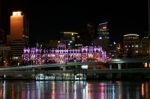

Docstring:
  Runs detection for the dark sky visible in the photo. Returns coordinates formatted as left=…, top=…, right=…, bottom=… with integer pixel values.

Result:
left=1, top=0, right=148, bottom=44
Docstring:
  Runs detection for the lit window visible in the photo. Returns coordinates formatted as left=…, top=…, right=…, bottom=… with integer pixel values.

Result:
left=113, top=42, right=116, bottom=45
left=135, top=50, right=138, bottom=53
left=99, top=37, right=102, bottom=39
left=12, top=11, right=22, bottom=16
left=135, top=45, right=138, bottom=48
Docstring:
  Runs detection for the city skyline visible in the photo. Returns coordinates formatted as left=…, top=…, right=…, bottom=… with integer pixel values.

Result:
left=0, top=0, right=148, bottom=44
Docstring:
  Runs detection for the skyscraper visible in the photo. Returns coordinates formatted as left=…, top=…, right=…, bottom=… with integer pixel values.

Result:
left=87, top=23, right=96, bottom=41
left=8, top=11, right=29, bottom=58
left=81, top=23, right=96, bottom=46
left=123, top=34, right=140, bottom=57
left=9, top=11, right=24, bottom=40
left=60, top=32, right=79, bottom=48
left=8, top=11, right=29, bottom=41
left=97, top=22, right=109, bottom=39
left=93, top=22, right=110, bottom=52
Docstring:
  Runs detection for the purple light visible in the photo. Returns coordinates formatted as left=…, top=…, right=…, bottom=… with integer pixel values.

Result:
left=22, top=46, right=108, bottom=64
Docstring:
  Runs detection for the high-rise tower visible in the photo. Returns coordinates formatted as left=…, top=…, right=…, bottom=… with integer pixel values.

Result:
left=98, top=22, right=109, bottom=39
left=93, top=22, right=110, bottom=52
left=8, top=11, right=29, bottom=59
left=87, top=23, right=96, bottom=41
left=9, top=11, right=24, bottom=40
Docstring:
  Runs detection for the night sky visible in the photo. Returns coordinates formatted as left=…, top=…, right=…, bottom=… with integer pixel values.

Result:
left=0, top=0, right=148, bottom=44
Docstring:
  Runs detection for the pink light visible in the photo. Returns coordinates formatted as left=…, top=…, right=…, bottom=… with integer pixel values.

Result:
left=22, top=46, right=108, bottom=64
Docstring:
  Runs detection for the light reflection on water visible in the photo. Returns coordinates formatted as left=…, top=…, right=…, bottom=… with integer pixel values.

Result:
left=0, top=80, right=149, bottom=99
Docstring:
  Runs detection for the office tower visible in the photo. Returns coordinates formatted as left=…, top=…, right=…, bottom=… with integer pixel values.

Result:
left=87, top=23, right=96, bottom=43
left=60, top=32, right=79, bottom=48
left=94, top=22, right=110, bottom=52
left=9, top=11, right=23, bottom=40
left=98, top=22, right=109, bottom=38
left=141, top=36, right=150, bottom=56
left=8, top=11, right=29, bottom=59
left=123, top=34, right=140, bottom=57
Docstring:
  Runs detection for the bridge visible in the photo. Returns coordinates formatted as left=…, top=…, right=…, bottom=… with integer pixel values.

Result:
left=1, top=57, right=150, bottom=70
left=0, top=57, right=150, bottom=80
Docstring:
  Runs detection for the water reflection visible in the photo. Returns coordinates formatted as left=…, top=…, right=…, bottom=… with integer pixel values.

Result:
left=141, top=81, right=150, bottom=99
left=0, top=80, right=149, bottom=99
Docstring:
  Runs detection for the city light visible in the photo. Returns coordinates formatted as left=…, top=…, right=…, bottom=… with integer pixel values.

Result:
left=22, top=46, right=108, bottom=64
left=81, top=65, right=88, bottom=69
left=12, top=11, right=22, bottom=16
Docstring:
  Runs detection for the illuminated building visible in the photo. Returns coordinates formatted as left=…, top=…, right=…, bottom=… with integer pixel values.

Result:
left=22, top=46, right=107, bottom=64
left=48, top=40, right=60, bottom=48
left=9, top=11, right=24, bottom=40
left=141, top=36, right=150, bottom=56
left=123, top=34, right=140, bottom=57
left=7, top=11, right=29, bottom=59
left=8, top=11, right=29, bottom=41
left=98, top=22, right=109, bottom=37
left=60, top=32, right=81, bottom=48
left=109, top=42, right=123, bottom=58
left=62, top=32, right=78, bottom=41
left=0, top=46, right=11, bottom=66
left=93, top=22, right=110, bottom=52
left=0, top=30, right=10, bottom=66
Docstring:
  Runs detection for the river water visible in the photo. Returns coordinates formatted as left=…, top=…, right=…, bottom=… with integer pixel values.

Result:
left=0, top=80, right=149, bottom=99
